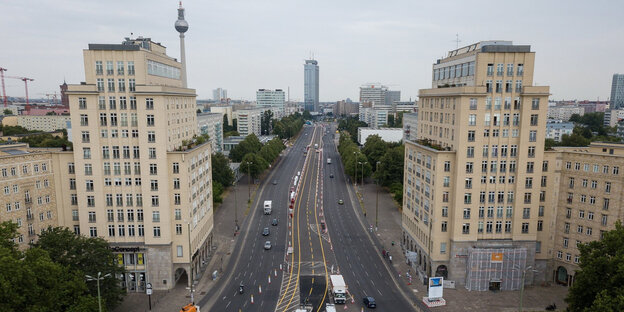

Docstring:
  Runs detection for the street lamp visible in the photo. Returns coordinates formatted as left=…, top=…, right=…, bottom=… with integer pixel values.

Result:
left=246, top=161, right=252, bottom=202
left=187, top=222, right=195, bottom=304
left=375, top=161, right=381, bottom=229
left=353, top=152, right=357, bottom=186
left=85, top=271, right=111, bottom=312
left=513, top=264, right=538, bottom=312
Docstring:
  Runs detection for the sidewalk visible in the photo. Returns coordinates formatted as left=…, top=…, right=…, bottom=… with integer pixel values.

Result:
left=114, top=179, right=256, bottom=312
left=355, top=182, right=569, bottom=312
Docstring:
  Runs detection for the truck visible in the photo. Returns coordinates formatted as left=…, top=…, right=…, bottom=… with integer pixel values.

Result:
left=329, top=274, right=347, bottom=304
left=314, top=143, right=319, bottom=149
left=263, top=200, right=272, bottom=215
left=327, top=158, right=331, bottom=164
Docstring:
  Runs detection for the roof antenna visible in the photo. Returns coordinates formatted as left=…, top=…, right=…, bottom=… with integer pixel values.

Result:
left=454, top=33, right=461, bottom=49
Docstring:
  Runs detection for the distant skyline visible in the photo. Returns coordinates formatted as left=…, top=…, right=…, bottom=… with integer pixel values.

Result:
left=1, top=0, right=623, bottom=102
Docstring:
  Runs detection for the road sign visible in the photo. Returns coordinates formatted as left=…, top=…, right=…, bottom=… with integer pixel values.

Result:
left=146, top=282, right=153, bottom=295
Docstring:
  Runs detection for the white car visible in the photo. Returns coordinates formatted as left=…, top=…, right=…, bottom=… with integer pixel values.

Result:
left=264, top=241, right=272, bottom=250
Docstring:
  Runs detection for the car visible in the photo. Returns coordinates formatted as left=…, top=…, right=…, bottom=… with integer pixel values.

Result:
left=363, top=296, right=376, bottom=308
left=329, top=173, right=334, bottom=178
left=271, top=218, right=278, bottom=226
left=338, top=199, right=344, bottom=205
left=262, top=227, right=270, bottom=236
left=272, top=180, right=278, bottom=185
left=264, top=241, right=272, bottom=250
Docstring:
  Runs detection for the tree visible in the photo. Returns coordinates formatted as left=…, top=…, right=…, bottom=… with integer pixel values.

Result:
left=196, top=108, right=202, bottom=114
left=212, top=153, right=234, bottom=187
left=261, top=110, right=273, bottom=135
left=566, top=221, right=624, bottom=311
left=375, top=145, right=405, bottom=187
left=3, top=109, right=12, bottom=115
left=338, top=117, right=368, bottom=143
left=34, top=227, right=126, bottom=310
left=224, top=130, right=240, bottom=138
left=362, top=135, right=387, bottom=169
left=303, top=110, right=312, bottom=120
left=387, top=114, right=395, bottom=127
left=240, top=153, right=268, bottom=179
left=228, top=133, right=263, bottom=162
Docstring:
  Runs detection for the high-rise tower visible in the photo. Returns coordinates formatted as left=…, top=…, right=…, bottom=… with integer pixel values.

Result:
left=304, top=59, right=319, bottom=112
left=175, top=2, right=189, bottom=88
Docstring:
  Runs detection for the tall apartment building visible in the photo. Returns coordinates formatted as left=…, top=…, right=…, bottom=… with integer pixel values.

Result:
left=333, top=100, right=358, bottom=116
left=543, top=143, right=624, bottom=286
left=547, top=105, right=584, bottom=121
left=256, top=89, right=285, bottom=118
left=0, top=144, right=63, bottom=249
left=65, top=36, right=213, bottom=292
left=360, top=84, right=387, bottom=106
left=213, top=88, right=227, bottom=102
left=610, top=74, right=624, bottom=109
left=198, top=112, right=224, bottom=153
left=402, top=41, right=550, bottom=291
left=16, top=115, right=72, bottom=132
left=304, top=59, right=319, bottom=112
left=234, top=108, right=263, bottom=137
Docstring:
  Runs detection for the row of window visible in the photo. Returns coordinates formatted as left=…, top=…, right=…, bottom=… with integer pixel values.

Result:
left=79, top=113, right=154, bottom=127
left=468, top=113, right=539, bottom=126
left=568, top=178, right=612, bottom=192
left=3, top=180, right=49, bottom=194
left=565, top=162, right=619, bottom=175
left=79, top=96, right=154, bottom=111
left=564, top=209, right=610, bottom=225
left=95, top=60, right=135, bottom=76
left=96, top=78, right=136, bottom=93
left=556, top=251, right=580, bottom=264
left=1, top=163, right=48, bottom=178
left=433, top=61, right=476, bottom=81
left=459, top=221, right=533, bottom=234
left=68, top=162, right=179, bottom=174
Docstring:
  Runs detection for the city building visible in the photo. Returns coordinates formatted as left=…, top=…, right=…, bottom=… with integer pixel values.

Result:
left=403, top=112, right=419, bottom=142
left=208, top=105, right=233, bottom=127
left=0, top=143, right=64, bottom=249
left=15, top=115, right=71, bottom=132
left=544, top=142, right=624, bottom=286
left=64, top=32, right=214, bottom=292
left=334, top=100, right=359, bottom=116
left=212, top=88, right=227, bottom=102
left=546, top=120, right=574, bottom=142
left=304, top=59, right=319, bottom=112
left=403, top=41, right=550, bottom=291
left=360, top=84, right=387, bottom=106
left=222, top=135, right=277, bottom=156
left=610, top=74, right=624, bottom=109
left=603, top=109, right=624, bottom=127
left=386, top=90, right=401, bottom=105
left=357, top=127, right=403, bottom=145
left=256, top=89, right=285, bottom=118
left=577, top=100, right=608, bottom=113
left=197, top=112, right=224, bottom=153
left=234, top=108, right=263, bottom=137
left=547, top=105, right=585, bottom=121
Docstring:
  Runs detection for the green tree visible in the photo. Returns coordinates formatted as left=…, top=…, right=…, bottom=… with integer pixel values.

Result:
left=229, top=134, right=263, bottom=162
left=387, top=114, right=395, bottom=127
left=261, top=110, right=274, bottom=135
left=303, top=110, right=312, bottom=120
left=362, top=135, right=387, bottom=169
left=212, top=181, right=224, bottom=204
left=375, top=145, right=405, bottom=187
left=212, top=153, right=234, bottom=187
left=560, top=133, right=591, bottom=147
left=566, top=222, right=624, bottom=311
left=338, top=117, right=368, bottom=143
left=224, top=130, right=239, bottom=138
left=34, top=227, right=125, bottom=310
left=3, top=109, right=12, bottom=115
left=240, top=153, right=269, bottom=179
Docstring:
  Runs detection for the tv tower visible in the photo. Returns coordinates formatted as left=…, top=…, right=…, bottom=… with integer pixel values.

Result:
left=175, top=1, right=189, bottom=87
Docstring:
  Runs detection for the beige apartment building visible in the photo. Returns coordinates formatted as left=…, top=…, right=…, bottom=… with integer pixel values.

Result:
left=0, top=144, right=62, bottom=249
left=17, top=115, right=72, bottom=132
left=64, top=37, right=213, bottom=292
left=402, top=41, right=551, bottom=291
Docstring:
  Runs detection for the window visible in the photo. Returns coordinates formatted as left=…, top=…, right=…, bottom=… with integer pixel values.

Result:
left=602, top=214, right=608, bottom=226
left=153, top=226, right=161, bottom=237
left=526, top=162, right=534, bottom=173
left=150, top=164, right=158, bottom=175
left=537, top=220, right=543, bottom=231
left=128, top=61, right=135, bottom=75
left=523, top=207, right=530, bottom=219
left=464, top=193, right=472, bottom=204
left=468, top=114, right=476, bottom=126
left=147, top=115, right=155, bottom=126
left=138, top=225, right=144, bottom=237
left=467, top=146, right=474, bottom=158
left=469, top=98, right=477, bottom=110
left=89, top=227, right=98, bottom=237
left=96, top=78, right=104, bottom=92
left=173, top=163, right=180, bottom=174
left=468, top=131, right=475, bottom=142
left=148, top=131, right=156, bottom=143
left=129, top=79, right=135, bottom=92
left=463, top=208, right=471, bottom=219
left=118, top=79, right=126, bottom=92
left=604, top=198, right=610, bottom=210
left=149, top=148, right=157, bottom=159
left=530, top=114, right=538, bottom=126
left=83, top=148, right=91, bottom=159
left=462, top=223, right=470, bottom=234
left=107, top=78, right=115, bottom=92
left=146, top=98, right=154, bottom=110
left=587, top=227, right=593, bottom=236
left=151, top=195, right=159, bottom=207
left=521, top=223, right=529, bottom=233
left=152, top=211, right=160, bottom=222
left=177, top=246, right=183, bottom=257
left=88, top=211, right=97, bottom=223
left=176, top=224, right=183, bottom=235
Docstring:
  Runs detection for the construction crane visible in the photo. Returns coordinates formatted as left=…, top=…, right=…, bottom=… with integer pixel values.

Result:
left=5, top=75, right=34, bottom=112
left=0, top=67, right=7, bottom=107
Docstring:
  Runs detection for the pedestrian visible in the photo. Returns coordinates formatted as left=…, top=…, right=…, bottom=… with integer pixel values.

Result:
left=382, top=249, right=386, bottom=258
left=398, top=272, right=401, bottom=278
left=389, top=255, right=393, bottom=262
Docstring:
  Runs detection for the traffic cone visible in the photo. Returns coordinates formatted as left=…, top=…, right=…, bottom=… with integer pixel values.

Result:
left=251, top=294, right=254, bottom=304
left=259, top=285, right=262, bottom=294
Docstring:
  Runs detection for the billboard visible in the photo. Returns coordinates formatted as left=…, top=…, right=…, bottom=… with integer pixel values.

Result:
left=428, top=277, right=444, bottom=298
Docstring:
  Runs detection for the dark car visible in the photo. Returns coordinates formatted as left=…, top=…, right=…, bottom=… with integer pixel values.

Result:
left=329, top=173, right=334, bottom=178
left=363, top=296, right=376, bottom=308
left=262, top=227, right=270, bottom=236
left=271, top=218, right=278, bottom=226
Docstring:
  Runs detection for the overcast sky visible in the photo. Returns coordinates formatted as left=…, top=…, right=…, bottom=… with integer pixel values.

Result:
left=1, top=0, right=623, bottom=102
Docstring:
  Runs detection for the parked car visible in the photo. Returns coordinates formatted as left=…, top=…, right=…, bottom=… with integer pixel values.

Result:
left=262, top=227, right=270, bottom=236
left=264, top=241, right=272, bottom=250
left=363, top=296, right=376, bottom=308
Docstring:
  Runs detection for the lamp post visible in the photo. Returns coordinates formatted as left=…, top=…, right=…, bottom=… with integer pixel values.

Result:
left=375, top=161, right=380, bottom=229
left=85, top=271, right=111, bottom=312
left=187, top=222, right=195, bottom=304
left=513, top=264, right=538, bottom=312
left=353, top=152, right=357, bottom=186
left=246, top=161, right=252, bottom=202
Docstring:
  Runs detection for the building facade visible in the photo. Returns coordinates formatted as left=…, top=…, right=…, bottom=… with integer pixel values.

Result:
left=610, top=74, right=624, bottom=109
left=234, top=108, right=263, bottom=137
left=304, top=59, right=319, bottom=112
left=402, top=41, right=550, bottom=291
left=403, top=112, right=419, bottom=142
left=16, top=115, right=71, bottom=132
left=547, top=105, right=585, bottom=121
left=212, top=88, right=227, bottom=102
left=604, top=109, right=624, bottom=127
left=65, top=37, right=213, bottom=292
left=546, top=120, right=574, bottom=142
left=256, top=89, right=285, bottom=118
left=334, top=100, right=358, bottom=116
left=197, top=112, right=224, bottom=153
left=357, top=127, right=403, bottom=145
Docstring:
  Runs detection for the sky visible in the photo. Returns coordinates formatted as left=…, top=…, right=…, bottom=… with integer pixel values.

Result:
left=1, top=0, right=623, bottom=102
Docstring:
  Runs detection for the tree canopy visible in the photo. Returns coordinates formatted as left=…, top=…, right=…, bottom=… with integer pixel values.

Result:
left=240, top=153, right=269, bottom=179
left=337, top=117, right=368, bottom=143
left=566, top=221, right=624, bottom=311
left=229, top=134, right=263, bottom=162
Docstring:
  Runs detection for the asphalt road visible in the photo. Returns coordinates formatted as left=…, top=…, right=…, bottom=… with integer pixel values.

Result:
left=200, top=122, right=414, bottom=312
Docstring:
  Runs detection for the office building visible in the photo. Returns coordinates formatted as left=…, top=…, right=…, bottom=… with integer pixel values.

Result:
left=304, top=59, right=319, bottom=112
left=610, top=74, right=624, bottom=109
left=545, top=120, right=574, bottom=142
left=213, top=88, right=227, bottom=102
left=234, top=108, right=263, bottom=137
left=360, top=84, right=387, bottom=106
left=402, top=41, right=550, bottom=291
left=386, top=90, right=401, bottom=105
left=198, top=112, right=224, bottom=153
left=65, top=34, right=213, bottom=292
left=256, top=89, right=285, bottom=118
left=604, top=109, right=624, bottom=127
left=334, top=100, right=359, bottom=116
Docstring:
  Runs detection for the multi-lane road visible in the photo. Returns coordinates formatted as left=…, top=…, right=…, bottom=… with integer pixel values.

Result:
left=199, top=123, right=415, bottom=311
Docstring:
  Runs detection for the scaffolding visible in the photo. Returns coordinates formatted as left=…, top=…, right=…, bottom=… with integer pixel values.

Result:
left=465, top=247, right=527, bottom=291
